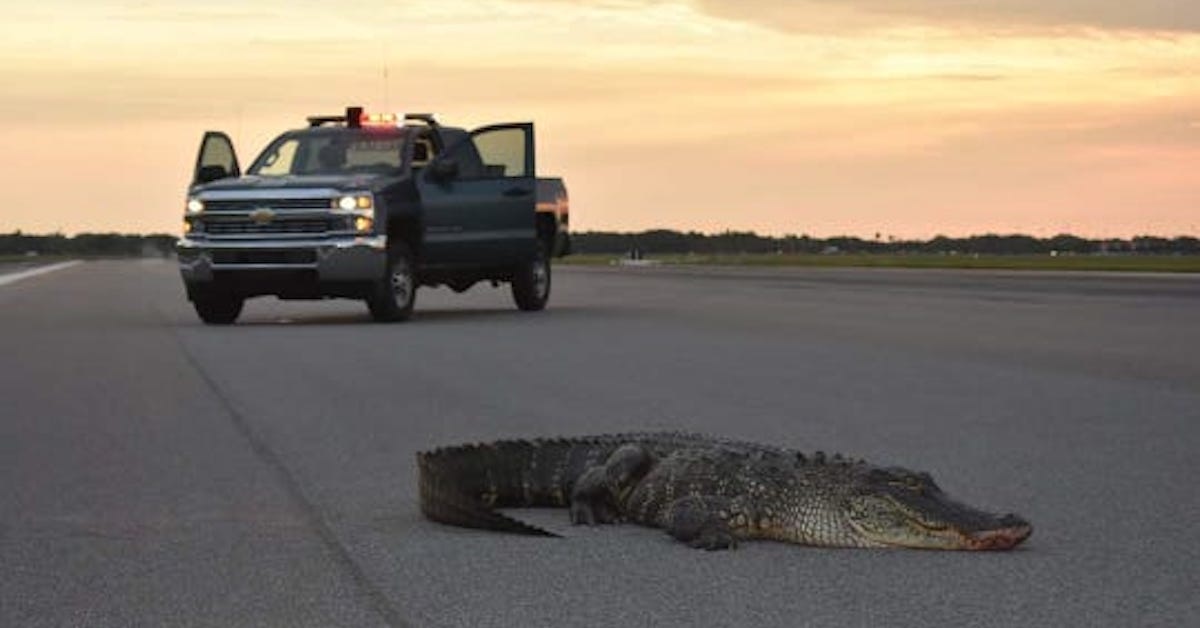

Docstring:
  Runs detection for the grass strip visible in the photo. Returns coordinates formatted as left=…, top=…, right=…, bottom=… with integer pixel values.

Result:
left=561, top=253, right=1200, bottom=273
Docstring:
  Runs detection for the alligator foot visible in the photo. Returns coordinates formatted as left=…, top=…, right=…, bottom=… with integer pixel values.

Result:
left=569, top=444, right=654, bottom=525
left=665, top=495, right=740, bottom=550
left=570, top=467, right=620, bottom=524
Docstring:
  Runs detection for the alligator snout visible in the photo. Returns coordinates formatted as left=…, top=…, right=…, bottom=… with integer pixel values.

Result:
left=965, top=514, right=1033, bottom=550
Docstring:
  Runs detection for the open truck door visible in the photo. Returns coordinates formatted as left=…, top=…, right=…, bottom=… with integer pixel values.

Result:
left=419, top=123, right=537, bottom=265
left=193, top=131, right=241, bottom=186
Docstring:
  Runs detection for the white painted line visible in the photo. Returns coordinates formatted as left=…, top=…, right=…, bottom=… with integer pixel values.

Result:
left=0, top=260, right=83, bottom=287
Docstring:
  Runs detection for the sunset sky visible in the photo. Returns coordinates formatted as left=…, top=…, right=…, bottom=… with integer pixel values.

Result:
left=1, top=0, right=1196, bottom=238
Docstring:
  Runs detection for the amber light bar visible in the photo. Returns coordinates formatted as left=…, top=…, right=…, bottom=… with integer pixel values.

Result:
left=360, top=112, right=400, bottom=126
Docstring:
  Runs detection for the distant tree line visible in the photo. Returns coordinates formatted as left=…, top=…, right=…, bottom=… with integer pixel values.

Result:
left=0, top=232, right=176, bottom=257
left=573, top=230, right=1200, bottom=256
left=2, top=230, right=1198, bottom=258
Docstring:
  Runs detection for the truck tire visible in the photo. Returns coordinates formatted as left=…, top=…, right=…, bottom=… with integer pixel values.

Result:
left=367, top=241, right=417, bottom=322
left=193, top=293, right=244, bottom=325
left=511, top=242, right=550, bottom=311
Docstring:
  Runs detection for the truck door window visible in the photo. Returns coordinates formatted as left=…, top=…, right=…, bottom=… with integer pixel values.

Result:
left=436, top=134, right=484, bottom=179
left=472, top=128, right=528, bottom=178
left=197, top=133, right=239, bottom=177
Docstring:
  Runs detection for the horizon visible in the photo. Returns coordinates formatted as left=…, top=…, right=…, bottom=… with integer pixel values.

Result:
left=5, top=227, right=1196, bottom=242
left=2, top=1, right=1197, bottom=238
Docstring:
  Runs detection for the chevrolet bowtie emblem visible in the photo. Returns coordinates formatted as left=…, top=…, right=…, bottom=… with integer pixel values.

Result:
left=249, top=208, right=275, bottom=224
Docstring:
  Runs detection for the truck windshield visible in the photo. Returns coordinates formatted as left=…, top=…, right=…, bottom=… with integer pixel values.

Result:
left=248, top=129, right=409, bottom=176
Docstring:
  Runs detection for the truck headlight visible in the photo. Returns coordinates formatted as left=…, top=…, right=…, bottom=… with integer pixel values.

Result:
left=336, top=194, right=373, bottom=211
left=354, top=216, right=374, bottom=233
left=186, top=197, right=204, bottom=213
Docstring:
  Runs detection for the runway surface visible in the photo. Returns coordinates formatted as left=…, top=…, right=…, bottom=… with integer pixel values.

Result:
left=2, top=259, right=1198, bottom=627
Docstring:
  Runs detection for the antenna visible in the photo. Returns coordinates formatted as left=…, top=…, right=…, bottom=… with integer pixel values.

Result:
left=383, top=63, right=389, bottom=111
left=235, top=103, right=243, bottom=152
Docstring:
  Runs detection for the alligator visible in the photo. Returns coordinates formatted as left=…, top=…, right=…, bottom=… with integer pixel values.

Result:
left=417, top=433, right=1032, bottom=550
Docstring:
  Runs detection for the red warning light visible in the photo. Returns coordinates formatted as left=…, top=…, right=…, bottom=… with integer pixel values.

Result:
left=360, top=112, right=400, bottom=127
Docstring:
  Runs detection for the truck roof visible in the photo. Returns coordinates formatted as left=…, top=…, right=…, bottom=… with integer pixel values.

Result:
left=306, top=107, right=440, bottom=130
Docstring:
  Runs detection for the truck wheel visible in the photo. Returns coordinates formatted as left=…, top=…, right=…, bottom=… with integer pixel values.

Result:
left=193, top=293, right=244, bottom=325
left=367, top=242, right=417, bottom=322
left=512, top=243, right=550, bottom=311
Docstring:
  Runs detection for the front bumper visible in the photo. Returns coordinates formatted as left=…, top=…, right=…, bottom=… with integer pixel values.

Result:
left=177, top=235, right=387, bottom=284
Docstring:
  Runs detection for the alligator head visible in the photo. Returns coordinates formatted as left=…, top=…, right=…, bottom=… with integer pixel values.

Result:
left=845, top=467, right=1032, bottom=550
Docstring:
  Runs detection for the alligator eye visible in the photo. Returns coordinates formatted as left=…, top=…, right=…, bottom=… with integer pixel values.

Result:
left=868, top=468, right=900, bottom=483
left=889, top=477, right=924, bottom=492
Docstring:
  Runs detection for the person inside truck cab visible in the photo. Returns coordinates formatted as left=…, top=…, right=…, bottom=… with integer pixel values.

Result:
left=411, top=137, right=435, bottom=174
left=316, top=141, right=347, bottom=172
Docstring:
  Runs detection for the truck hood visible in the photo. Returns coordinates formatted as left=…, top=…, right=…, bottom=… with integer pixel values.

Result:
left=195, top=174, right=403, bottom=194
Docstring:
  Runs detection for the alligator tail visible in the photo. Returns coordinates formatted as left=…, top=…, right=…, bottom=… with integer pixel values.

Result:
left=416, top=433, right=716, bottom=537
left=417, top=443, right=561, bottom=537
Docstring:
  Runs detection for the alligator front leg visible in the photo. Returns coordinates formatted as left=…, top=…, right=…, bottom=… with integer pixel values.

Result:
left=570, top=443, right=654, bottom=525
left=569, top=466, right=621, bottom=525
left=664, top=495, right=749, bottom=550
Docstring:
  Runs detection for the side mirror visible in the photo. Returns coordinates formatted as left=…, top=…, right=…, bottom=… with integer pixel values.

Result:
left=197, top=165, right=230, bottom=184
left=430, top=159, right=459, bottom=181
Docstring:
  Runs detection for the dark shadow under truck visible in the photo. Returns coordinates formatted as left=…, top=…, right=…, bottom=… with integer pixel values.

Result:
left=177, top=107, right=570, bottom=324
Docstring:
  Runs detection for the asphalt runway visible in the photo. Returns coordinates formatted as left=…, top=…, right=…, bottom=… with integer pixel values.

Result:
left=2, top=259, right=1198, bottom=627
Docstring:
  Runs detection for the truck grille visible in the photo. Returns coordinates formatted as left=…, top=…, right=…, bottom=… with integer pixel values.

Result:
left=204, top=217, right=341, bottom=235
left=204, top=198, right=332, bottom=211
left=211, top=250, right=318, bottom=265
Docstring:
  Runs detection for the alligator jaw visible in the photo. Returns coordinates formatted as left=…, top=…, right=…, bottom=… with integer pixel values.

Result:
left=881, top=514, right=1033, bottom=551
left=961, top=516, right=1033, bottom=551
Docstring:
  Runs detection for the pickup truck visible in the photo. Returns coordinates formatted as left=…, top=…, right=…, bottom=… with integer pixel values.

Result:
left=177, top=107, right=570, bottom=324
